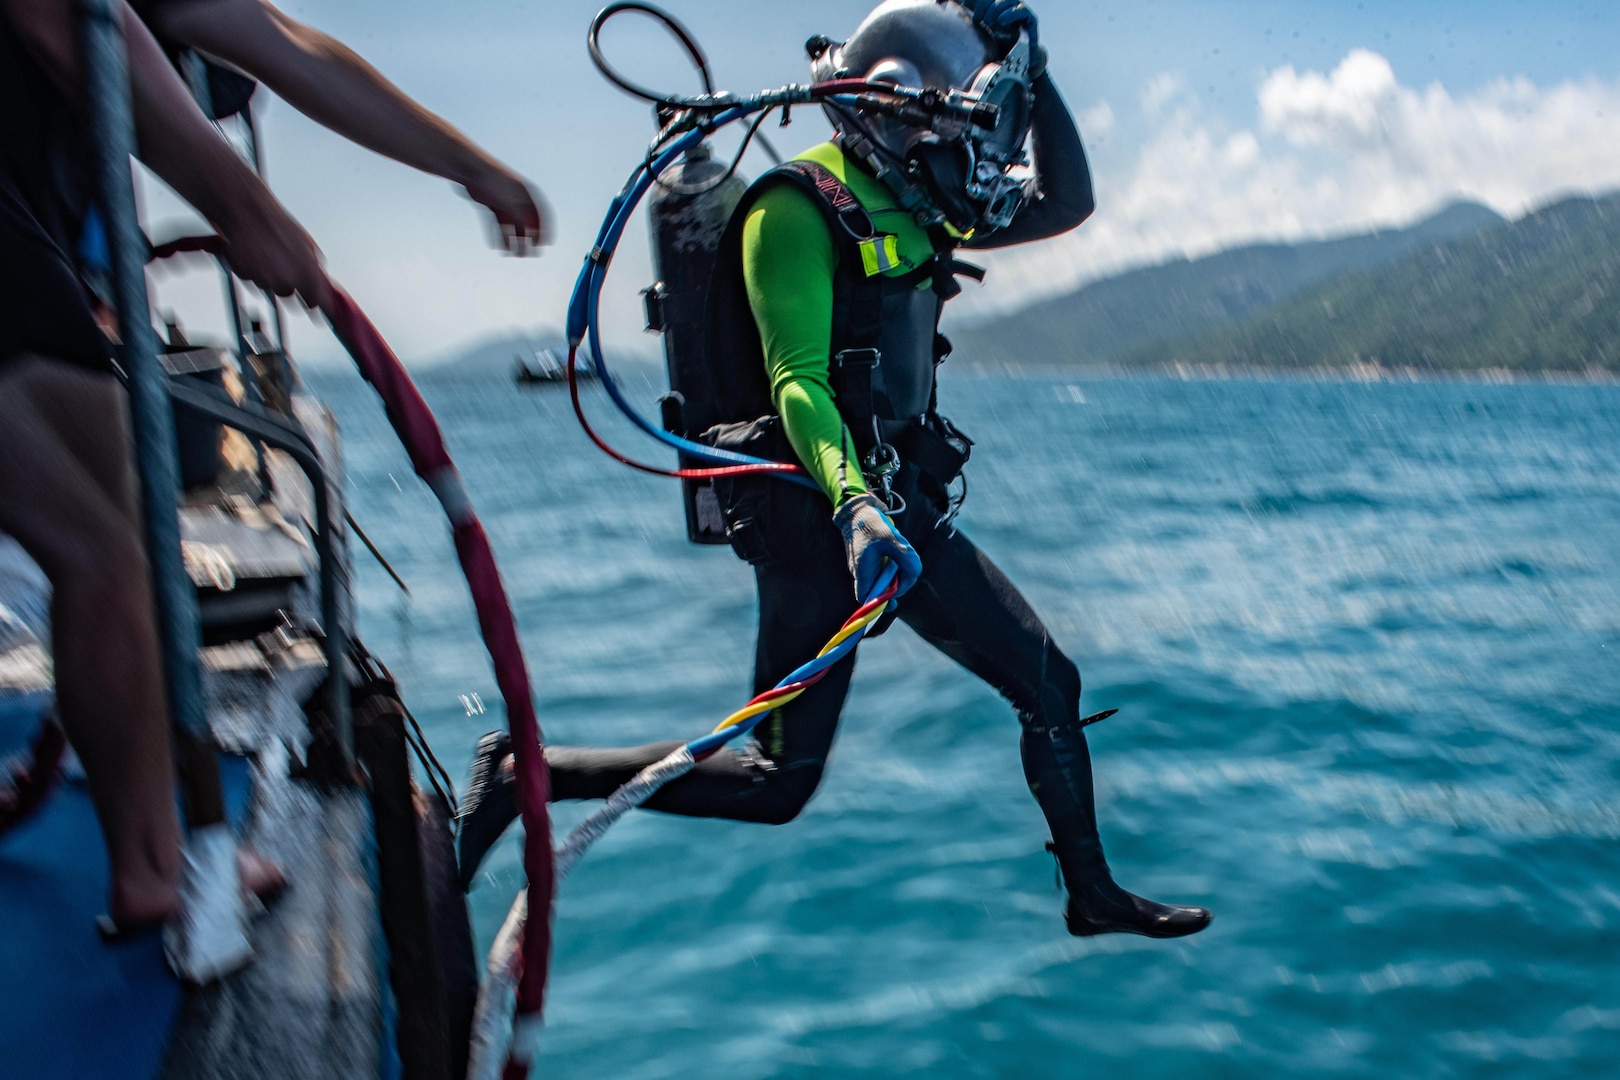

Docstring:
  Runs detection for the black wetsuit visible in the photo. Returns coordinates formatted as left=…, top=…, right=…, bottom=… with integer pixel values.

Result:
left=545, top=74, right=1114, bottom=890
left=548, top=467, right=1097, bottom=835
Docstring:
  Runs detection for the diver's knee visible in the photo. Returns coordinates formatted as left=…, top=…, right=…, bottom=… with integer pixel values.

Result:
left=1024, top=642, right=1082, bottom=731
left=753, top=762, right=824, bottom=826
left=754, top=801, right=805, bottom=827
left=1050, top=647, right=1082, bottom=705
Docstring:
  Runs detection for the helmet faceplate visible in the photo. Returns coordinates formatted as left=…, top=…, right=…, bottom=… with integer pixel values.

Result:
left=812, top=0, right=1033, bottom=233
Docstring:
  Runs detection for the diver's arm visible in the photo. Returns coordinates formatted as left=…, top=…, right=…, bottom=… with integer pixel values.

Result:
left=150, top=0, right=545, bottom=252
left=966, top=71, right=1094, bottom=249
left=742, top=185, right=870, bottom=509
left=1, top=0, right=329, bottom=305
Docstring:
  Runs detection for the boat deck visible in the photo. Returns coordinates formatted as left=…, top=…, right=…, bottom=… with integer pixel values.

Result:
left=0, top=396, right=390, bottom=1080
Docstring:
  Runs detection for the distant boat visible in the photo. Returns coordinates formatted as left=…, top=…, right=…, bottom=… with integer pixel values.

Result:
left=514, top=346, right=593, bottom=386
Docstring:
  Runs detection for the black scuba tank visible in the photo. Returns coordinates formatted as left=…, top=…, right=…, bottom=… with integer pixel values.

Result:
left=646, top=141, right=750, bottom=545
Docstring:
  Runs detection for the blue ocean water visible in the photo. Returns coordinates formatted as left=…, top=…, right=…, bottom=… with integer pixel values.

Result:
left=318, top=369, right=1620, bottom=1079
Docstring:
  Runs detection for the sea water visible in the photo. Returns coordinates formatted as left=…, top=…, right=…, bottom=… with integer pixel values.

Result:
left=321, top=370, right=1620, bottom=1079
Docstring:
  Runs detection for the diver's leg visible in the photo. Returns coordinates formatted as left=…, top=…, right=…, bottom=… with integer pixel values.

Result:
left=458, top=510, right=859, bottom=885
left=898, top=525, right=1210, bottom=938
left=574, top=517, right=859, bottom=823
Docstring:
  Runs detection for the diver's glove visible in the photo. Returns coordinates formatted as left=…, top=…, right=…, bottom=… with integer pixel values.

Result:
left=834, top=493, right=922, bottom=603
left=971, top=0, right=1046, bottom=78
left=971, top=0, right=1038, bottom=51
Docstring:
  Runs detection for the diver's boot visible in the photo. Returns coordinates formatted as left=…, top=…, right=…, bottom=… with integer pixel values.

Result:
left=456, top=730, right=517, bottom=892
left=1045, top=842, right=1212, bottom=939
left=1022, top=711, right=1211, bottom=940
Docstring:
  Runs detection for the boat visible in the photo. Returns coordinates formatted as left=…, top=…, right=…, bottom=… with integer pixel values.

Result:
left=1, top=22, right=488, bottom=1080
left=514, top=346, right=593, bottom=385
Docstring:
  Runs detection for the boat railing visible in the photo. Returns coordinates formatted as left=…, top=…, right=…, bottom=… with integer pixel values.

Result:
left=164, top=46, right=356, bottom=767
left=165, top=381, right=351, bottom=763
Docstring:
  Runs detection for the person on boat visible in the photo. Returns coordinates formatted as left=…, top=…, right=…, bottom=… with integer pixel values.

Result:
left=460, top=0, right=1211, bottom=939
left=0, top=0, right=544, bottom=930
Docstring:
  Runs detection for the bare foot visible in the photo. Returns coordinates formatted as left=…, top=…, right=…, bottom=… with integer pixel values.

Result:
left=104, top=844, right=285, bottom=936
left=105, top=874, right=183, bottom=935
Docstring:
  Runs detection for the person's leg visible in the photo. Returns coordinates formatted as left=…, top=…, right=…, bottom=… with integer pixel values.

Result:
left=898, top=524, right=1210, bottom=938
left=0, top=356, right=183, bottom=926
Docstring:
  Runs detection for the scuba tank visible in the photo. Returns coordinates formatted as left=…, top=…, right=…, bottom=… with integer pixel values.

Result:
left=645, top=141, right=750, bottom=545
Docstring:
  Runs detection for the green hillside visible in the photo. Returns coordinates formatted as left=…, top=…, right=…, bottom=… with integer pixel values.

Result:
left=951, top=201, right=1504, bottom=367
left=1129, top=193, right=1620, bottom=373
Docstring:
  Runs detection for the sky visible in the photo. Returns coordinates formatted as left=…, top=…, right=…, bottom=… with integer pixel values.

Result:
left=135, top=0, right=1620, bottom=365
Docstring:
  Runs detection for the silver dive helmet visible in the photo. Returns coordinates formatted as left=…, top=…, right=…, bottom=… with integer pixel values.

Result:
left=808, top=0, right=1034, bottom=234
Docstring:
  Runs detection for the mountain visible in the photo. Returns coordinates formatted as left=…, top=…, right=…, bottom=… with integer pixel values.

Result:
left=951, top=201, right=1505, bottom=368
left=1128, top=193, right=1620, bottom=373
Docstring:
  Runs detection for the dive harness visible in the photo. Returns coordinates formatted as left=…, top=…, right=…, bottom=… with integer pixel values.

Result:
left=754, top=159, right=981, bottom=519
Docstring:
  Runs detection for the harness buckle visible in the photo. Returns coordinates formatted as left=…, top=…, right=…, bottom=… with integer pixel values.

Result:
left=862, top=422, right=903, bottom=513
left=937, top=471, right=967, bottom=537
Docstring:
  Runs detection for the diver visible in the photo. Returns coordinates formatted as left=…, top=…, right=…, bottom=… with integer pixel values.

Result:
left=460, top=0, right=1211, bottom=939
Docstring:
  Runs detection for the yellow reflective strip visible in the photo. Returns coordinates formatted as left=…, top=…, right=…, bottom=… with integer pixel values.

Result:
left=874, top=234, right=900, bottom=272
left=858, top=235, right=901, bottom=277
left=859, top=239, right=880, bottom=277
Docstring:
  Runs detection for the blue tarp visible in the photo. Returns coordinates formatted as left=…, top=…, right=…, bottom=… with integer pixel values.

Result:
left=0, top=701, right=251, bottom=1080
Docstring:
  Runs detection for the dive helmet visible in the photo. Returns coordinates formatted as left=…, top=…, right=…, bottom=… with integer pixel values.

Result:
left=808, top=0, right=1034, bottom=233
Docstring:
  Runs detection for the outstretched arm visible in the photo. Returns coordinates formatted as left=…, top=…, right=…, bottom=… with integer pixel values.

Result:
left=150, top=0, right=547, bottom=253
left=2, top=0, right=329, bottom=305
left=967, top=71, right=1095, bottom=249
left=742, top=184, right=871, bottom=510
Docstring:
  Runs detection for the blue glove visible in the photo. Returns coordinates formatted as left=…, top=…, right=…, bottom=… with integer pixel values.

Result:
left=971, top=0, right=1038, bottom=52
left=834, top=492, right=922, bottom=602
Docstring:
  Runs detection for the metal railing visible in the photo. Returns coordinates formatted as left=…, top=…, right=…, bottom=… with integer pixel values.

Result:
left=77, top=0, right=226, bottom=823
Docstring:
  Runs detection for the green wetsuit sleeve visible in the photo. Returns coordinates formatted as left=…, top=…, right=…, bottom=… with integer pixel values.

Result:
left=741, top=183, right=868, bottom=509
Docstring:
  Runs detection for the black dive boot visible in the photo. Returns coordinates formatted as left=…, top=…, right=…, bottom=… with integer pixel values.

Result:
left=457, top=730, right=516, bottom=891
left=1022, top=711, right=1212, bottom=940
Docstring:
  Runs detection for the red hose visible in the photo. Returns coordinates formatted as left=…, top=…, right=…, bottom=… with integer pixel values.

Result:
left=322, top=287, right=557, bottom=1033
left=565, top=345, right=806, bottom=481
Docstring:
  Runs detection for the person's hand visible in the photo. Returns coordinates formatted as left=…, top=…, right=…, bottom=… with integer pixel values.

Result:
left=971, top=0, right=1038, bottom=51
left=462, top=162, right=549, bottom=256
left=834, top=492, right=922, bottom=603
left=216, top=183, right=332, bottom=311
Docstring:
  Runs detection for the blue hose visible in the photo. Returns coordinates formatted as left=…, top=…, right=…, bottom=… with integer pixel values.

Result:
left=567, top=105, right=826, bottom=487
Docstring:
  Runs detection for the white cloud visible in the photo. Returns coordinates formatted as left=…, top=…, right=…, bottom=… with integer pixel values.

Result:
left=1260, top=48, right=1400, bottom=151
left=1141, top=73, right=1185, bottom=117
left=1079, top=101, right=1117, bottom=141
left=1259, top=49, right=1620, bottom=215
left=953, top=50, right=1620, bottom=322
